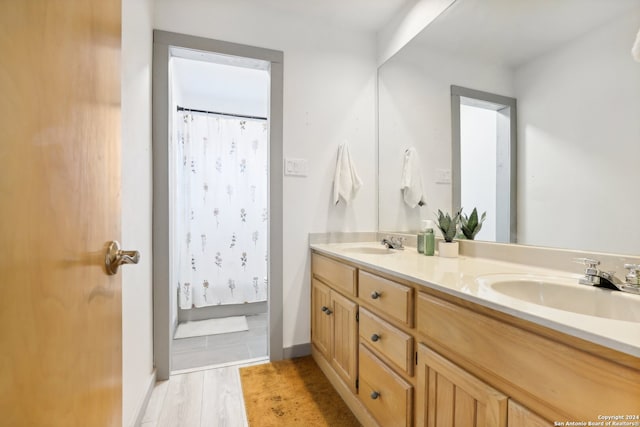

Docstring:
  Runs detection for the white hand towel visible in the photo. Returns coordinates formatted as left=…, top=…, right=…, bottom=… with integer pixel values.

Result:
left=401, top=147, right=426, bottom=208
left=333, top=143, right=363, bottom=205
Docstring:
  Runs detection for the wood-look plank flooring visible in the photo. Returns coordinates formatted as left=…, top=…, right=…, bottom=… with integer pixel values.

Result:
left=142, top=314, right=269, bottom=426
left=141, top=363, right=258, bottom=427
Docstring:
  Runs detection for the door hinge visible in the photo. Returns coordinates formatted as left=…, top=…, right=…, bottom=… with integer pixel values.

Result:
left=356, top=311, right=359, bottom=322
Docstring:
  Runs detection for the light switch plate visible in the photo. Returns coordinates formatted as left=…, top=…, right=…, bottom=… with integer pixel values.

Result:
left=435, top=168, right=452, bottom=184
left=284, top=158, right=308, bottom=177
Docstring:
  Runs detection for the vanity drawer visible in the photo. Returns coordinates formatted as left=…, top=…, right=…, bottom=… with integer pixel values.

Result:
left=312, top=253, right=356, bottom=296
left=359, top=271, right=413, bottom=327
left=358, top=344, right=413, bottom=427
left=359, top=308, right=414, bottom=376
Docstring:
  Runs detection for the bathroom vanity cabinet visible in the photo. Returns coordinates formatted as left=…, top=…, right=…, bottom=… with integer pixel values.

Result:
left=310, top=254, right=358, bottom=394
left=415, top=343, right=507, bottom=426
left=310, top=250, right=640, bottom=427
left=311, top=278, right=358, bottom=393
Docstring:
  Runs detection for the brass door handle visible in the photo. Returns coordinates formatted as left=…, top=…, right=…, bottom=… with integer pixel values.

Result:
left=105, top=241, right=140, bottom=275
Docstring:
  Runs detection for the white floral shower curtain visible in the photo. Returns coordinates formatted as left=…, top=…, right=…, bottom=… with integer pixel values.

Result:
left=175, top=111, right=268, bottom=309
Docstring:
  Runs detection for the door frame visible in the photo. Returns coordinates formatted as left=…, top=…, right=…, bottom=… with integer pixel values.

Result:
left=152, top=30, right=284, bottom=380
left=451, top=85, right=517, bottom=244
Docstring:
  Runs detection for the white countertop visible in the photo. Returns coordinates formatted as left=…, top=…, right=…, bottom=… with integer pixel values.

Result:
left=310, top=241, right=640, bottom=358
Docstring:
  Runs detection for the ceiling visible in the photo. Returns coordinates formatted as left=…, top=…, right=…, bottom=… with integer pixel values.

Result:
left=412, top=0, right=640, bottom=67
left=240, top=0, right=412, bottom=32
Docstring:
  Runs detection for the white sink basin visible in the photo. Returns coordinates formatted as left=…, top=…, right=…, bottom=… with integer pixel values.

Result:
left=342, top=246, right=395, bottom=255
left=476, top=274, right=640, bottom=322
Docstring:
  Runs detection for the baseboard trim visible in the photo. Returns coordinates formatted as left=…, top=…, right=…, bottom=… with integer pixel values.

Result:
left=132, top=369, right=157, bottom=427
left=283, top=342, right=311, bottom=359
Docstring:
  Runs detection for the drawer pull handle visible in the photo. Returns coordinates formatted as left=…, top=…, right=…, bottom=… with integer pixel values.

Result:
left=370, top=391, right=380, bottom=400
left=371, top=291, right=381, bottom=299
left=371, top=333, right=380, bottom=342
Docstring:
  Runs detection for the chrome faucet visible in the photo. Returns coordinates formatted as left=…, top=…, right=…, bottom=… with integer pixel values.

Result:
left=575, top=258, right=640, bottom=295
left=381, top=236, right=405, bottom=250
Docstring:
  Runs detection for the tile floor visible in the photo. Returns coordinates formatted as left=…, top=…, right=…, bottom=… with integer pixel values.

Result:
left=171, top=313, right=268, bottom=372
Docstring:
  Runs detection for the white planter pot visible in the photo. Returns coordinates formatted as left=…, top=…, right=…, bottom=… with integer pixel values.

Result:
left=438, top=241, right=459, bottom=258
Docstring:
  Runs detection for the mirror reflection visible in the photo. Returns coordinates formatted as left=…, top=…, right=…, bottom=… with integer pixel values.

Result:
left=378, top=0, right=640, bottom=255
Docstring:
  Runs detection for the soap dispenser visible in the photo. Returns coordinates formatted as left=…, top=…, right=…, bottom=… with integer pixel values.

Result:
left=423, top=220, right=435, bottom=256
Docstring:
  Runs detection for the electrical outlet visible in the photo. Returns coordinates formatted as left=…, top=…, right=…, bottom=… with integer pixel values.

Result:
left=284, top=158, right=308, bottom=177
left=435, top=168, right=451, bottom=184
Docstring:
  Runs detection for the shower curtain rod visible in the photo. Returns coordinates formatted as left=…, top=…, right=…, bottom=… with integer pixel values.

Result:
left=177, top=106, right=267, bottom=121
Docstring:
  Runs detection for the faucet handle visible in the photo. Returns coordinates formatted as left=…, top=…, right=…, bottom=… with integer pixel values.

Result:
left=624, top=264, right=640, bottom=286
left=574, top=257, right=600, bottom=267
left=574, top=257, right=600, bottom=275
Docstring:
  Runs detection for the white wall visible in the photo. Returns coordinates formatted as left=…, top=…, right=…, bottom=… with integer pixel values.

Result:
left=378, top=43, right=514, bottom=232
left=514, top=12, right=640, bottom=254
left=121, top=0, right=154, bottom=425
left=155, top=0, right=378, bottom=350
left=376, top=0, right=455, bottom=65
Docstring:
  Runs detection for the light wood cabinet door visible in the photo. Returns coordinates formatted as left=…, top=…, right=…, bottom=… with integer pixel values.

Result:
left=311, top=279, right=332, bottom=359
left=508, top=401, right=550, bottom=427
left=416, top=344, right=508, bottom=427
left=331, top=290, right=359, bottom=393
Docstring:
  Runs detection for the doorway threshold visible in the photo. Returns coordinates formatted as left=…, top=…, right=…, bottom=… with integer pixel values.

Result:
left=171, top=356, right=269, bottom=376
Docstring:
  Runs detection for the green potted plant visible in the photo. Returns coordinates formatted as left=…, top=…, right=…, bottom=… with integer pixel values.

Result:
left=460, top=208, right=487, bottom=240
left=436, top=208, right=461, bottom=257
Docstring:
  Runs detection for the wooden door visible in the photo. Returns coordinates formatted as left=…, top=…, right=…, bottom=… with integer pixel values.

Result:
left=0, top=1, right=122, bottom=425
left=416, top=344, right=508, bottom=427
left=330, top=290, right=358, bottom=393
left=311, top=279, right=332, bottom=359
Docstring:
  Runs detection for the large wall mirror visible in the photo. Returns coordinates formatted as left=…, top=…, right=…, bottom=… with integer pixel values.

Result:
left=378, top=0, right=640, bottom=255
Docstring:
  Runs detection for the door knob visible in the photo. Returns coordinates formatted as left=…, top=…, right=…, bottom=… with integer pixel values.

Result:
left=105, top=241, right=140, bottom=275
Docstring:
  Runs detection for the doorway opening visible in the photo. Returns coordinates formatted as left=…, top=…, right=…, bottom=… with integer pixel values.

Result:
left=451, top=85, right=517, bottom=243
left=153, top=31, right=284, bottom=380
left=169, top=50, right=270, bottom=372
